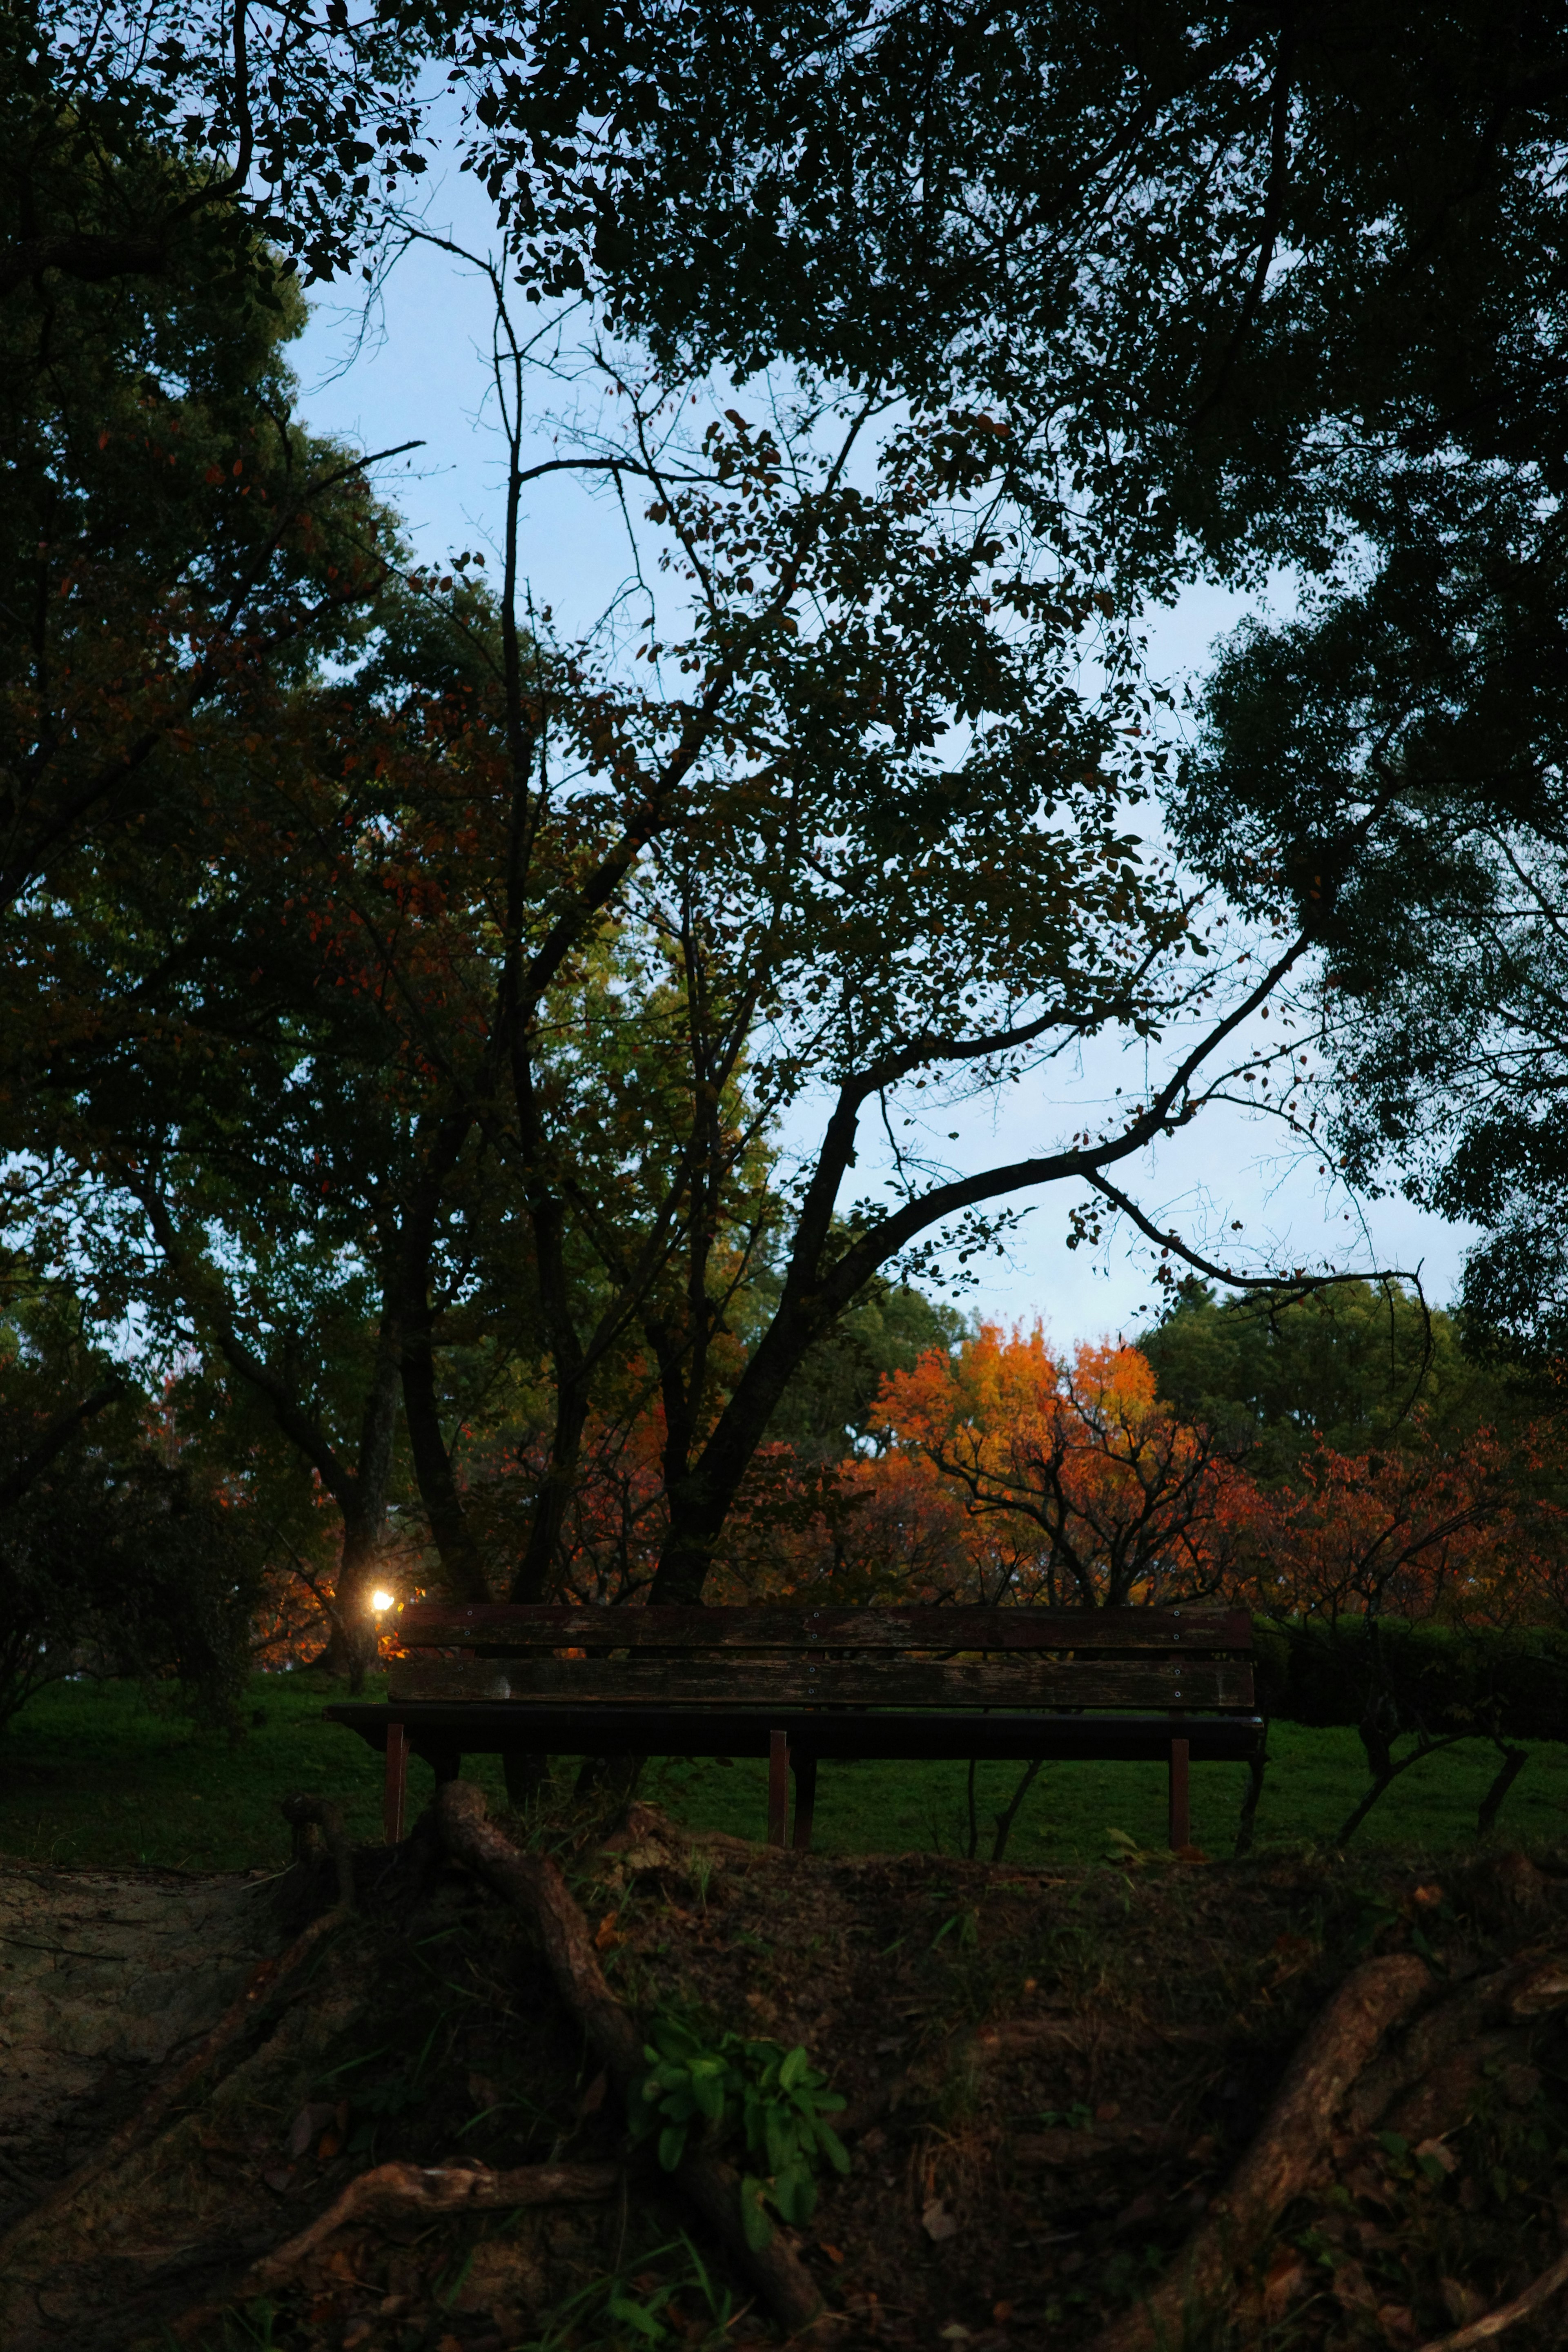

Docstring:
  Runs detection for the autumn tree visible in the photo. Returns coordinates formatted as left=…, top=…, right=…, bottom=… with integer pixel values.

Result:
left=6, top=584, right=551, bottom=1672
left=0, top=125, right=532, bottom=1670
left=426, top=2, right=1568, bottom=1606
left=872, top=1323, right=1252, bottom=1609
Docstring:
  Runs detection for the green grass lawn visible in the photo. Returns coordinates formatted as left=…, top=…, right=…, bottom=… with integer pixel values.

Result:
left=0, top=1672, right=509, bottom=1872
left=0, top=1673, right=1563, bottom=1872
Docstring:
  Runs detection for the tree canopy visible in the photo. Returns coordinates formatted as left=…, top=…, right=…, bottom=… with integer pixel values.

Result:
left=7, top=2, right=1568, bottom=1649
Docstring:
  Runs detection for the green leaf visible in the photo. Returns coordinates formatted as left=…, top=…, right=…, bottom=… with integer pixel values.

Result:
left=778, top=2045, right=809, bottom=2091
left=607, top=2296, right=667, bottom=2341
left=739, top=2175, right=773, bottom=2252
left=764, top=2103, right=795, bottom=2176
left=773, top=2162, right=817, bottom=2224
left=689, top=2057, right=728, bottom=2120
left=815, top=2122, right=851, bottom=2175
left=657, top=2122, right=688, bottom=2171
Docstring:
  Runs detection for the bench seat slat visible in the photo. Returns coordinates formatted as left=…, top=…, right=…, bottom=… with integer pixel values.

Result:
left=393, top=1604, right=1252, bottom=1653
left=387, top=1655, right=1254, bottom=1710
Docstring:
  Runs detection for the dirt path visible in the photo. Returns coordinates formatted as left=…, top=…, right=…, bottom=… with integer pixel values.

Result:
left=0, top=1853, right=347, bottom=2350
left=0, top=1857, right=287, bottom=2224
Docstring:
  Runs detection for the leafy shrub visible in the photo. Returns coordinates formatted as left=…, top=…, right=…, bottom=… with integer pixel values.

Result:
left=631, top=2011, right=850, bottom=2248
left=1253, top=1615, right=1568, bottom=1742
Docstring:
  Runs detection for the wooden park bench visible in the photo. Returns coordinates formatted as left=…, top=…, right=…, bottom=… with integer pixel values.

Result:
left=327, top=1603, right=1262, bottom=1852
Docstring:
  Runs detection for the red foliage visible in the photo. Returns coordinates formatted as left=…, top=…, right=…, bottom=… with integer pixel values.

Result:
left=868, top=1322, right=1252, bottom=1608
left=1228, top=1418, right=1568, bottom=1630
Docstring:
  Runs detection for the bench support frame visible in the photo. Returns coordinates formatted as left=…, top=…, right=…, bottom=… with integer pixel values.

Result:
left=345, top=1702, right=1256, bottom=1855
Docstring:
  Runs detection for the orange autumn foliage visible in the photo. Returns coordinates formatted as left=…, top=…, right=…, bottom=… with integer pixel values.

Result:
left=871, top=1322, right=1252, bottom=1608
left=400, top=1322, right=1568, bottom=1637
left=1227, top=1418, right=1568, bottom=1631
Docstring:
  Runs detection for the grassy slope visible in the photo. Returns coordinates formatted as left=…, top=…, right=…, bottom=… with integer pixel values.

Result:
left=2, top=1673, right=1566, bottom=1871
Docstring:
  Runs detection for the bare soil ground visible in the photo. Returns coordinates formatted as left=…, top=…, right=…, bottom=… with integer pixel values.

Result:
left=2, top=1801, right=1566, bottom=2352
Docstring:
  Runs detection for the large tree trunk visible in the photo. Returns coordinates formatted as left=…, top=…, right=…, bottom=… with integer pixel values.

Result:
left=401, top=1309, right=490, bottom=1603
left=509, top=1373, right=590, bottom=1603
left=322, top=1503, right=386, bottom=1689
left=651, top=1304, right=819, bottom=1603
left=397, top=1114, right=489, bottom=1603
left=322, top=1310, right=403, bottom=1690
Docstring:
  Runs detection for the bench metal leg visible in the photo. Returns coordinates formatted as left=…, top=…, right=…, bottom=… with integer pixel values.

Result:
left=791, top=1753, right=817, bottom=1853
left=384, top=1719, right=410, bottom=1846
left=768, top=1729, right=790, bottom=1846
left=1168, top=1737, right=1190, bottom=1850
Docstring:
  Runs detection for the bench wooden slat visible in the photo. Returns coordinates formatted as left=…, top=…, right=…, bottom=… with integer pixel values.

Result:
left=334, top=1696, right=1264, bottom=1760
left=392, top=1604, right=1252, bottom=1654
left=387, top=1655, right=1255, bottom=1710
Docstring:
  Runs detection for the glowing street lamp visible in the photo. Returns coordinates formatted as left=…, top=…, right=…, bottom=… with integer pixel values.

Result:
left=370, top=1588, right=396, bottom=1614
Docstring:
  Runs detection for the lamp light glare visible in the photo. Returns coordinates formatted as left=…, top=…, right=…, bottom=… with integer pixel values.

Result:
left=370, top=1588, right=395, bottom=1613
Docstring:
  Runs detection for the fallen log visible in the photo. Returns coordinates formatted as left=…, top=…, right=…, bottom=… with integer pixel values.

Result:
left=1090, top=1952, right=1431, bottom=2352
left=247, top=2159, right=620, bottom=2289
left=435, top=1779, right=824, bottom=2336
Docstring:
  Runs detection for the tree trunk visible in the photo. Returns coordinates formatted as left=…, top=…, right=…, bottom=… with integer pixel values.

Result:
left=323, top=1306, right=404, bottom=1690
left=323, top=1503, right=385, bottom=1690
left=509, top=1374, right=590, bottom=1603
left=397, top=1114, right=488, bottom=1603
left=1477, top=1742, right=1528, bottom=1838
left=992, top=1757, right=1048, bottom=1862
left=401, top=1306, right=490, bottom=1603
left=649, top=1210, right=885, bottom=1603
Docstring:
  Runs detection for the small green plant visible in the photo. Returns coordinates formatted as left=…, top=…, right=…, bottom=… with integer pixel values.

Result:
left=521, top=2234, right=737, bottom=2350
left=1036, top=2100, right=1094, bottom=2131
left=632, top=2011, right=850, bottom=2249
left=930, top=1907, right=980, bottom=1951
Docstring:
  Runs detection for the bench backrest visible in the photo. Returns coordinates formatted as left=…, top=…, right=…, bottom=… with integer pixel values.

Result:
left=387, top=1604, right=1255, bottom=1713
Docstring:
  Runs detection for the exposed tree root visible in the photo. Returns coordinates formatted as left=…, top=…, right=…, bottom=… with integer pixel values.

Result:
left=1414, top=2245, right=1568, bottom=2351
left=435, top=1778, right=825, bottom=2336
left=247, top=2158, right=620, bottom=2288
left=600, top=1800, right=773, bottom=1864
left=0, top=1798, right=357, bottom=2269
left=1090, top=1952, right=1432, bottom=2352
